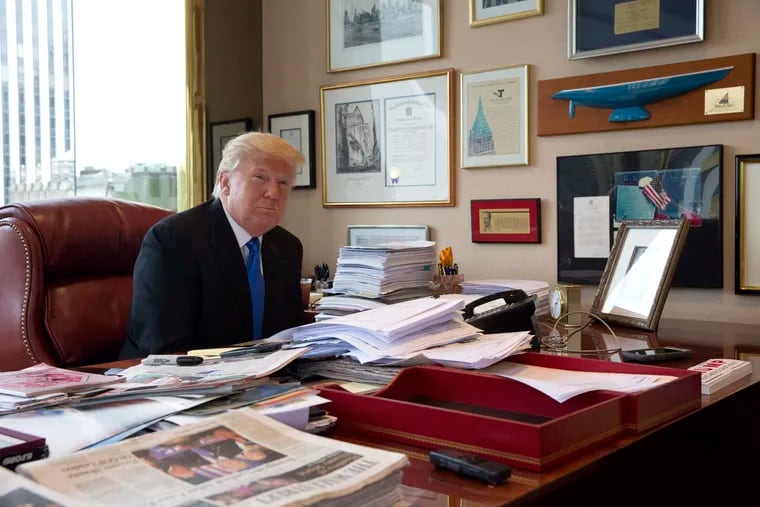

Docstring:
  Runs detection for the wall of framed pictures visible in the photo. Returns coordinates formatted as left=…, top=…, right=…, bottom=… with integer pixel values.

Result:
left=256, top=0, right=760, bottom=325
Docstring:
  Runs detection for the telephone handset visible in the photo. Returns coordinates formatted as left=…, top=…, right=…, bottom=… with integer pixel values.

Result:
left=462, top=289, right=541, bottom=348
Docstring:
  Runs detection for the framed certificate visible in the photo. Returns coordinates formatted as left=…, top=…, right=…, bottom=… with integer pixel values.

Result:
left=568, top=0, right=704, bottom=60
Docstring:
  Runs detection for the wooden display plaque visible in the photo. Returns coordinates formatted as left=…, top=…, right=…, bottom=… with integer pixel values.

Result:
left=538, top=53, right=755, bottom=136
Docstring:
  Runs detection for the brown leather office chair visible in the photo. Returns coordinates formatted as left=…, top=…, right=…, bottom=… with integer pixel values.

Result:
left=0, top=198, right=172, bottom=371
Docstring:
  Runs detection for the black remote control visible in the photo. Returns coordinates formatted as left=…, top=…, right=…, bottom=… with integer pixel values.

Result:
left=429, top=448, right=511, bottom=486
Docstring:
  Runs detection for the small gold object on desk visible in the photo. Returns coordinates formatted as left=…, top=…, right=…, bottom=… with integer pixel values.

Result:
left=550, top=283, right=582, bottom=327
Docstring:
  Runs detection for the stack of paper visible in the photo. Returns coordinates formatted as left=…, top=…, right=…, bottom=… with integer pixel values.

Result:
left=460, top=279, right=551, bottom=316
left=332, top=240, right=436, bottom=299
left=288, top=297, right=481, bottom=364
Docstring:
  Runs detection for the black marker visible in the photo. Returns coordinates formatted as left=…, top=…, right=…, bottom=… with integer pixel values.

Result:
left=219, top=342, right=282, bottom=358
left=141, top=355, right=204, bottom=366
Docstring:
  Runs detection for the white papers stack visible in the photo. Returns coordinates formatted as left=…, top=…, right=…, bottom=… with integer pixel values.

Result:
left=460, top=279, right=551, bottom=316
left=289, top=297, right=481, bottom=364
left=314, top=295, right=388, bottom=321
left=332, top=240, right=436, bottom=298
left=483, top=362, right=677, bottom=402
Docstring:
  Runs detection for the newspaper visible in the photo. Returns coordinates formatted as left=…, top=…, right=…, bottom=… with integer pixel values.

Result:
left=17, top=408, right=409, bottom=507
left=0, top=465, right=97, bottom=506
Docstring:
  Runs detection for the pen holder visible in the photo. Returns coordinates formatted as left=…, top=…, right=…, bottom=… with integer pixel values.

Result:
left=314, top=279, right=333, bottom=293
left=300, top=278, right=313, bottom=309
left=431, top=274, right=464, bottom=296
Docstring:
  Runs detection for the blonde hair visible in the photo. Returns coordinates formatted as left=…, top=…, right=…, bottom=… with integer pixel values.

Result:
left=212, top=132, right=305, bottom=198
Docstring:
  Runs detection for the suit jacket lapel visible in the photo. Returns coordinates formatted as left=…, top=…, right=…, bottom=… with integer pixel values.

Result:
left=208, top=199, right=250, bottom=308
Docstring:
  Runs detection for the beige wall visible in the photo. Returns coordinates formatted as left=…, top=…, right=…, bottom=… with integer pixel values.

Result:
left=259, top=1, right=760, bottom=326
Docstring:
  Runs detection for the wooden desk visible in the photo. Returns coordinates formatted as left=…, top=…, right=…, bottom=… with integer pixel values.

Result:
left=80, top=319, right=760, bottom=506
left=327, top=319, right=760, bottom=506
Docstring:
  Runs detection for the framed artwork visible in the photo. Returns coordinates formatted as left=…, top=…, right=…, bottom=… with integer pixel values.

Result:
left=569, top=0, right=704, bottom=60
left=347, top=225, right=430, bottom=246
left=591, top=220, right=689, bottom=332
left=268, top=110, right=316, bottom=189
left=470, top=198, right=541, bottom=243
left=556, top=144, right=722, bottom=288
left=320, top=68, right=455, bottom=208
left=207, top=118, right=253, bottom=196
left=327, top=0, right=441, bottom=73
left=460, top=65, right=529, bottom=168
left=469, top=0, right=543, bottom=27
left=735, top=154, right=760, bottom=294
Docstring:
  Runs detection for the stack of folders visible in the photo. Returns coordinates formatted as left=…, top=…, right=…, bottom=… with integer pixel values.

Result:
left=331, top=240, right=436, bottom=300
left=460, top=279, right=551, bottom=317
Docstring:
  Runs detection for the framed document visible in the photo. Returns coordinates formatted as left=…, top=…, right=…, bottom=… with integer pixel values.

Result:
left=569, top=0, right=704, bottom=60
left=557, top=144, right=722, bottom=288
left=735, top=154, right=760, bottom=295
left=320, top=69, right=455, bottom=207
left=469, top=0, right=543, bottom=27
left=470, top=198, right=541, bottom=243
left=460, top=65, right=529, bottom=168
left=591, top=220, right=689, bottom=331
left=268, top=110, right=316, bottom=189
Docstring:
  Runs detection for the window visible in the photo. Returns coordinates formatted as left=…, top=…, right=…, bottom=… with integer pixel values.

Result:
left=0, top=0, right=204, bottom=210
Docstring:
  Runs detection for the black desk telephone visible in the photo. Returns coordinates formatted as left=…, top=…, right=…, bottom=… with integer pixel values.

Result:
left=462, top=289, right=541, bottom=348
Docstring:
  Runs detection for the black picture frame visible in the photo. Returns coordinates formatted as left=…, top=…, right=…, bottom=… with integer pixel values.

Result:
left=556, top=144, right=723, bottom=288
left=207, top=118, right=253, bottom=197
left=268, top=110, right=316, bottom=190
left=569, top=0, right=704, bottom=60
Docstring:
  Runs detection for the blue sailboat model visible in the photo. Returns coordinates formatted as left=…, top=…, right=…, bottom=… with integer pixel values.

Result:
left=552, top=66, right=734, bottom=122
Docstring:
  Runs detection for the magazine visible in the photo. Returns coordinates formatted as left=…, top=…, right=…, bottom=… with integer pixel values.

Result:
left=0, top=363, right=123, bottom=398
left=18, top=407, right=409, bottom=506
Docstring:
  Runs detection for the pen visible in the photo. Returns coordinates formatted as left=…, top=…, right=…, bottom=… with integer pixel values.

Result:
left=219, top=342, right=283, bottom=358
left=141, top=355, right=204, bottom=366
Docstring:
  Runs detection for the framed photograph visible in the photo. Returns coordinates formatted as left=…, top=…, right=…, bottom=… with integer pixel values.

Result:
left=569, top=0, right=704, bottom=60
left=470, top=198, right=541, bottom=243
left=735, top=154, right=760, bottom=295
left=347, top=224, right=430, bottom=246
left=268, top=110, right=316, bottom=189
left=735, top=345, right=760, bottom=361
left=327, top=0, right=441, bottom=73
left=207, top=118, right=253, bottom=195
left=590, top=220, right=689, bottom=331
left=461, top=65, right=529, bottom=168
left=470, top=0, right=543, bottom=27
left=320, top=69, right=455, bottom=208
left=557, top=144, right=722, bottom=288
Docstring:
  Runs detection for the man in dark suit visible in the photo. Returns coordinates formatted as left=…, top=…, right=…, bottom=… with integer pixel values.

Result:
left=120, top=132, right=305, bottom=358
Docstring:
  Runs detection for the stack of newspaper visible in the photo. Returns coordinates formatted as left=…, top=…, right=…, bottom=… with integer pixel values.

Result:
left=14, top=408, right=409, bottom=507
left=331, top=240, right=436, bottom=299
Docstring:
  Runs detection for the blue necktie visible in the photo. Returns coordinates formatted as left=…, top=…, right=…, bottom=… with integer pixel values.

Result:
left=246, top=238, right=265, bottom=339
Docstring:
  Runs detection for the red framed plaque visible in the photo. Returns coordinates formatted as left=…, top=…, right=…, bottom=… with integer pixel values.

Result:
left=471, top=198, right=541, bottom=243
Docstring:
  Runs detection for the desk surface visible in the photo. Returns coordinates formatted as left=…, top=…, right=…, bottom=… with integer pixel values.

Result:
left=79, top=319, right=760, bottom=506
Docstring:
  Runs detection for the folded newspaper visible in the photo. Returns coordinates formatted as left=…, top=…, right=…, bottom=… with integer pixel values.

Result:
left=17, top=408, right=409, bottom=507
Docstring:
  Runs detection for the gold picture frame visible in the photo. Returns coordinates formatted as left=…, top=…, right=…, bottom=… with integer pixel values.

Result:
left=469, top=0, right=543, bottom=27
left=327, top=0, right=442, bottom=73
left=591, top=220, right=689, bottom=331
left=320, top=69, right=455, bottom=208
left=735, top=154, right=760, bottom=294
left=460, top=64, right=529, bottom=168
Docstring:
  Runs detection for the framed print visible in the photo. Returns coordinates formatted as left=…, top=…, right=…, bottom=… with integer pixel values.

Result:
left=590, top=220, right=689, bottom=331
left=557, top=144, right=722, bottom=288
left=207, top=118, right=253, bottom=196
left=347, top=224, right=430, bottom=246
left=569, top=0, right=704, bottom=60
left=268, top=110, right=316, bottom=189
left=470, top=198, right=541, bottom=243
left=470, top=0, right=543, bottom=27
left=320, top=68, right=454, bottom=208
left=327, top=0, right=441, bottom=73
left=461, top=64, right=529, bottom=168
left=735, top=154, right=760, bottom=294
